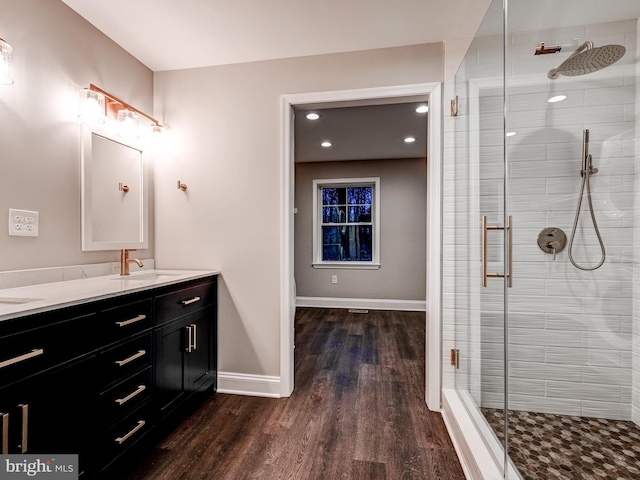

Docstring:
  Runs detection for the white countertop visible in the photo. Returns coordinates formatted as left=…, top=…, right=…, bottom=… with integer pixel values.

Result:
left=0, top=269, right=219, bottom=322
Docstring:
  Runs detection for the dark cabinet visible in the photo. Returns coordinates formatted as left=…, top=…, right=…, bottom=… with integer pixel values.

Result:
left=0, top=359, right=95, bottom=459
left=0, top=306, right=99, bottom=478
left=154, top=278, right=217, bottom=415
left=0, top=273, right=218, bottom=480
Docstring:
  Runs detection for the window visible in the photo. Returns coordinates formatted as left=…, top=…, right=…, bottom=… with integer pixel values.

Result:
left=312, top=177, right=380, bottom=269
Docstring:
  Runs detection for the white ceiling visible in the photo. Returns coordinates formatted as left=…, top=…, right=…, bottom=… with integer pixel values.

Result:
left=295, top=101, right=428, bottom=163
left=59, top=1, right=640, bottom=163
left=60, top=0, right=488, bottom=162
left=60, top=0, right=492, bottom=72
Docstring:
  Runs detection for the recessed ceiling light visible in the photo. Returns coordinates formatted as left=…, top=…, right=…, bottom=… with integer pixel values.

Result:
left=416, top=105, right=429, bottom=113
left=321, top=141, right=332, bottom=147
left=548, top=95, right=566, bottom=103
left=506, top=131, right=517, bottom=137
left=404, top=137, right=416, bottom=143
left=306, top=113, right=321, bottom=120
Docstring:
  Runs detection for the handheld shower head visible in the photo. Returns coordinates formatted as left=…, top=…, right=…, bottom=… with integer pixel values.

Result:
left=547, top=41, right=625, bottom=79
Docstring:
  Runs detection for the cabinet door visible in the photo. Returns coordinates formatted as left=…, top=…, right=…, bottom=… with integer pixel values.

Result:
left=154, top=318, right=186, bottom=413
left=185, top=306, right=216, bottom=394
left=0, top=357, right=97, bottom=476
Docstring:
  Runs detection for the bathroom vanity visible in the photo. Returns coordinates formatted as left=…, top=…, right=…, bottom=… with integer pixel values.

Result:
left=0, top=270, right=218, bottom=479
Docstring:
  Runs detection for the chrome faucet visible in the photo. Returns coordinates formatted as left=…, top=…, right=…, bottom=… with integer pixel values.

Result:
left=120, top=249, right=143, bottom=276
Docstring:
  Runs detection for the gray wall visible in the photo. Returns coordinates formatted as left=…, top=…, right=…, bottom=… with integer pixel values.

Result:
left=153, top=44, right=442, bottom=379
left=294, top=158, right=426, bottom=301
left=0, top=0, right=154, bottom=271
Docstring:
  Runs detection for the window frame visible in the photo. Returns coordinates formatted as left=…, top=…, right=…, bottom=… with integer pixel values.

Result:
left=312, top=177, right=381, bottom=269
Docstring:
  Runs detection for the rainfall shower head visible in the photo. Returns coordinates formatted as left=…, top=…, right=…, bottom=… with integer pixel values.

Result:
left=547, top=41, right=625, bottom=79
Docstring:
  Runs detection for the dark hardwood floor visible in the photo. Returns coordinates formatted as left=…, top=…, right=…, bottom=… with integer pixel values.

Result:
left=128, top=308, right=465, bottom=479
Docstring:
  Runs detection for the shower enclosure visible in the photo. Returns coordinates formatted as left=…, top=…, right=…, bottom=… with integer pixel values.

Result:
left=442, top=1, right=640, bottom=478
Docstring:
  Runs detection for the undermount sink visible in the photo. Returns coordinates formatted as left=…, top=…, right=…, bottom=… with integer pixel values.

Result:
left=0, top=297, right=42, bottom=305
left=112, top=272, right=180, bottom=282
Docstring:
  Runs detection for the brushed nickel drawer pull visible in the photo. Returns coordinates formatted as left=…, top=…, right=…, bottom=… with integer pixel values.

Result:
left=115, top=420, right=145, bottom=445
left=115, top=385, right=146, bottom=405
left=116, top=314, right=147, bottom=327
left=1, top=413, right=8, bottom=455
left=181, top=296, right=201, bottom=306
left=19, top=404, right=28, bottom=453
left=0, top=348, right=44, bottom=370
left=115, top=350, right=146, bottom=367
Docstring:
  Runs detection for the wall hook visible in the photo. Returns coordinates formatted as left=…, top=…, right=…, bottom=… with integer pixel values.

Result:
left=177, top=180, right=187, bottom=191
left=119, top=182, right=129, bottom=193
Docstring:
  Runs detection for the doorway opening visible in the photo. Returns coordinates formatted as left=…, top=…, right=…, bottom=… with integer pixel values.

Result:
left=280, top=83, right=442, bottom=411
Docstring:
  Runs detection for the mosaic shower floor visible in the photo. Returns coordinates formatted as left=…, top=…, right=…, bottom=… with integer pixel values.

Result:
left=481, top=408, right=640, bottom=480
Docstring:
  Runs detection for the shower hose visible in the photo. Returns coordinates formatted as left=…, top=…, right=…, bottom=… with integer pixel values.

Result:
left=567, top=154, right=606, bottom=271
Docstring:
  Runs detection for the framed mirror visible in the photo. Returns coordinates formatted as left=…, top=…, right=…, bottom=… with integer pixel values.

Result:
left=81, top=124, right=148, bottom=251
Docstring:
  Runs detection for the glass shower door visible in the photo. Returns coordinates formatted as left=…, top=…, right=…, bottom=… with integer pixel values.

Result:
left=447, top=0, right=508, bottom=473
left=503, top=1, right=640, bottom=478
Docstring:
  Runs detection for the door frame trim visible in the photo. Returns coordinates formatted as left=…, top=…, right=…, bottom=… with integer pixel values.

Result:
left=280, top=83, right=442, bottom=411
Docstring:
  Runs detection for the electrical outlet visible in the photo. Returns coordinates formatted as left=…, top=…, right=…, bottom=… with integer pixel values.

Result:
left=331, top=275, right=338, bottom=284
left=9, top=209, right=39, bottom=237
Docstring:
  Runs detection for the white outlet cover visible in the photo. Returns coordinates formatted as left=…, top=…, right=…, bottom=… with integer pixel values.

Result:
left=9, top=209, right=39, bottom=237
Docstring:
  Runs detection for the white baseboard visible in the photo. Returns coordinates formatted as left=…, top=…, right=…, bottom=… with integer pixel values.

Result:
left=296, top=296, right=426, bottom=311
left=217, top=372, right=282, bottom=398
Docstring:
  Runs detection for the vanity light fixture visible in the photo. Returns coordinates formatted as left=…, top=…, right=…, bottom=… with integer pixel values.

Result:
left=306, top=112, right=321, bottom=120
left=0, top=37, right=14, bottom=85
left=79, top=84, right=163, bottom=135
left=416, top=105, right=428, bottom=113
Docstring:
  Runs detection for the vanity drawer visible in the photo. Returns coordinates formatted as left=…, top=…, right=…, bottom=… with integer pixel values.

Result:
left=100, top=366, right=153, bottom=426
left=155, top=279, right=216, bottom=326
left=0, top=311, right=97, bottom=387
left=97, top=401, right=153, bottom=468
left=100, top=298, right=153, bottom=346
left=99, top=332, right=152, bottom=389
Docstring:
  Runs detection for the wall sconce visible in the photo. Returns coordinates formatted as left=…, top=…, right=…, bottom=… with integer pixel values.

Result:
left=0, top=37, right=14, bottom=85
left=78, top=84, right=163, bottom=138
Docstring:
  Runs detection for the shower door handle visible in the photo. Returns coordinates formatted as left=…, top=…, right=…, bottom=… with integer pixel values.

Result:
left=482, top=215, right=512, bottom=287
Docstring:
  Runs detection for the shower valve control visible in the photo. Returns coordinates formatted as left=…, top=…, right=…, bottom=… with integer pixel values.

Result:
left=537, top=227, right=567, bottom=260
